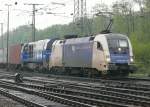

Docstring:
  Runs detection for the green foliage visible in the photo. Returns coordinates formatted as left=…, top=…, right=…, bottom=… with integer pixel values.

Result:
left=130, top=34, right=150, bottom=64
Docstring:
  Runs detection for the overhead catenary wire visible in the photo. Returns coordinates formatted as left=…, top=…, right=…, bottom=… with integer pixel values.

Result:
left=13, top=2, right=67, bottom=41
left=24, top=3, right=44, bottom=42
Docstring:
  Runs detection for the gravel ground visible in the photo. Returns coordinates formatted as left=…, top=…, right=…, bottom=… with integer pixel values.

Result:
left=0, top=87, right=68, bottom=107
left=0, top=69, right=26, bottom=107
left=0, top=95, right=26, bottom=107
left=8, top=89, right=68, bottom=107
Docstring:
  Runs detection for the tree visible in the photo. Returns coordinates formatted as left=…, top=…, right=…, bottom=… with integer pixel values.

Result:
left=112, top=0, right=134, bottom=35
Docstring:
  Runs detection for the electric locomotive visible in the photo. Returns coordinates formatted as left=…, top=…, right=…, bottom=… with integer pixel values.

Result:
left=21, top=38, right=57, bottom=70
left=49, top=33, right=135, bottom=77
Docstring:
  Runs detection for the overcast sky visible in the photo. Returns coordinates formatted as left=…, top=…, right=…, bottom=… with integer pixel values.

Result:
left=0, top=0, right=135, bottom=33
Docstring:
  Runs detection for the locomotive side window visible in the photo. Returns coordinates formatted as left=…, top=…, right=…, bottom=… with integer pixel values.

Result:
left=97, top=42, right=103, bottom=50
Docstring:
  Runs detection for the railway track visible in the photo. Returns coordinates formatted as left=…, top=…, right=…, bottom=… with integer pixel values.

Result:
left=0, top=80, right=127, bottom=107
left=1, top=70, right=150, bottom=94
left=0, top=83, right=69, bottom=107
left=3, top=77, right=150, bottom=98
left=0, top=70, right=150, bottom=106
left=113, top=77, right=150, bottom=81
left=47, top=75, right=150, bottom=89
left=0, top=78, right=150, bottom=107
left=0, top=88, right=47, bottom=107
left=24, top=75, right=150, bottom=92
left=1, top=68, right=150, bottom=82
left=22, top=77, right=150, bottom=97
left=47, top=74, right=150, bottom=83
left=1, top=68, right=150, bottom=84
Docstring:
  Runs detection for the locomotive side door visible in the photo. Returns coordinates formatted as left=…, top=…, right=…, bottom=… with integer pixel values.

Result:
left=21, top=44, right=29, bottom=62
left=92, top=41, right=107, bottom=71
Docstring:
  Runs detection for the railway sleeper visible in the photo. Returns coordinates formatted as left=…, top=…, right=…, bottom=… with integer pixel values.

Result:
left=1, top=79, right=150, bottom=103
left=7, top=79, right=150, bottom=102
left=23, top=77, right=150, bottom=97
left=0, top=82, right=93, bottom=107
left=46, top=90, right=150, bottom=107
left=0, top=88, right=46, bottom=107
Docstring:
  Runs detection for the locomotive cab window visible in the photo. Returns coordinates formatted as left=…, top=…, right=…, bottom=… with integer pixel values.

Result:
left=107, top=39, right=128, bottom=48
left=119, top=39, right=128, bottom=48
left=23, top=45, right=28, bottom=52
left=29, top=45, right=33, bottom=52
left=46, top=38, right=58, bottom=51
left=97, top=42, right=103, bottom=50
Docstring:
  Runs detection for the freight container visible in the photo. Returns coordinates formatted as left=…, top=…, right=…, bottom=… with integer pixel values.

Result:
left=9, top=44, right=22, bottom=65
left=0, top=48, right=4, bottom=64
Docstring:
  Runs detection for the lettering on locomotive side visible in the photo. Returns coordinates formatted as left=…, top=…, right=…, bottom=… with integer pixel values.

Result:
left=71, top=44, right=92, bottom=51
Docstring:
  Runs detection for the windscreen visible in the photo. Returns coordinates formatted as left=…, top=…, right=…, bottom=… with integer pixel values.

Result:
left=107, top=39, right=128, bottom=48
left=107, top=38, right=129, bottom=54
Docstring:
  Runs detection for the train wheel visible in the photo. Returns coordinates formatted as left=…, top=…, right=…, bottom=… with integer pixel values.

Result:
left=65, top=68, right=71, bottom=76
left=88, top=72, right=92, bottom=78
left=101, top=70, right=108, bottom=76
left=88, top=70, right=98, bottom=78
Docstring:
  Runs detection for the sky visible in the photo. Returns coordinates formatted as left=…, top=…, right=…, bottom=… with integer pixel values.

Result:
left=0, top=0, right=136, bottom=34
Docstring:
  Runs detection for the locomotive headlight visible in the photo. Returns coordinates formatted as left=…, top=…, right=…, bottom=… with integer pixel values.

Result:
left=130, top=56, right=134, bottom=62
left=106, top=55, right=111, bottom=62
left=106, top=58, right=111, bottom=62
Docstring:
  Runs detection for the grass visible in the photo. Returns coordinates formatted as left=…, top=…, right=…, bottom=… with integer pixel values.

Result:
left=129, top=64, right=150, bottom=78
